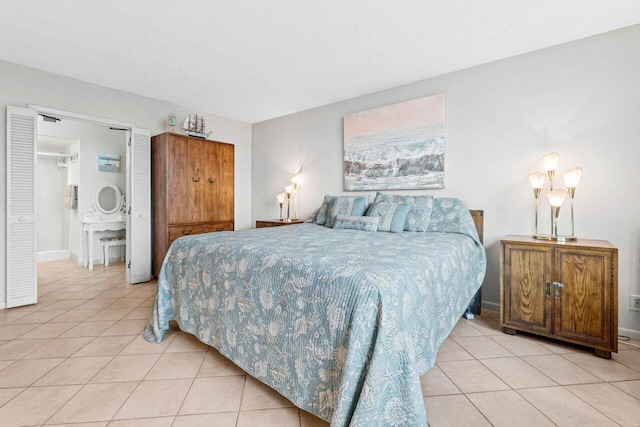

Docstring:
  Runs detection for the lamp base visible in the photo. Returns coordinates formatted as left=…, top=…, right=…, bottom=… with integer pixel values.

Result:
left=533, top=234, right=578, bottom=243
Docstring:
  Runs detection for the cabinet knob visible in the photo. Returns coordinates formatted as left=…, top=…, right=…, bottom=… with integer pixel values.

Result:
left=192, top=177, right=201, bottom=183
left=208, top=178, right=215, bottom=183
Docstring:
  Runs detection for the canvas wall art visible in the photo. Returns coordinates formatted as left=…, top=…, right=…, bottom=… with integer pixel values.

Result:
left=98, top=153, right=120, bottom=172
left=343, top=93, right=445, bottom=191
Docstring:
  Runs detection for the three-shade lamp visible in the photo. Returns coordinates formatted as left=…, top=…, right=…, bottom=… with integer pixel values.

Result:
left=528, top=152, right=582, bottom=242
left=275, top=174, right=302, bottom=222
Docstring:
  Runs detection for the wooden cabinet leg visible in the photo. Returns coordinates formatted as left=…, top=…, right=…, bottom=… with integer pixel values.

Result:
left=503, top=327, right=517, bottom=335
left=594, top=349, right=611, bottom=359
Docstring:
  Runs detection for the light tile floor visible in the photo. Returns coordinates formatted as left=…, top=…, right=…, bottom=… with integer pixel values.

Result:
left=0, top=259, right=639, bottom=426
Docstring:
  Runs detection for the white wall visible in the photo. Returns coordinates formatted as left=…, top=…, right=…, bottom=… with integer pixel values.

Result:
left=252, top=25, right=640, bottom=336
left=0, top=60, right=252, bottom=307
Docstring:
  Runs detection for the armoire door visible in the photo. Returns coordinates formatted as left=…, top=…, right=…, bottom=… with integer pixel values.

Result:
left=219, top=143, right=234, bottom=222
left=167, top=135, right=188, bottom=224
left=187, top=138, right=204, bottom=223
left=202, top=141, right=220, bottom=223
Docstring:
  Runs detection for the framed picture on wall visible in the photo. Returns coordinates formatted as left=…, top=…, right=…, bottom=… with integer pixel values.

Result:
left=98, top=153, right=120, bottom=172
left=343, top=93, right=445, bottom=191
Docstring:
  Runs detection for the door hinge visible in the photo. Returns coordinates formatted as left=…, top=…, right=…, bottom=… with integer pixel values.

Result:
left=127, top=261, right=131, bottom=269
left=545, top=281, right=551, bottom=297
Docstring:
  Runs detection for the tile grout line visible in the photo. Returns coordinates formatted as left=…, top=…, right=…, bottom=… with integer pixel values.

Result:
left=235, top=373, right=249, bottom=427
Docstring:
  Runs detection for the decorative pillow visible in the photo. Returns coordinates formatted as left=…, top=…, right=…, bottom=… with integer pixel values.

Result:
left=332, top=214, right=380, bottom=232
left=314, top=195, right=337, bottom=226
left=427, top=198, right=480, bottom=243
left=366, top=201, right=411, bottom=233
left=325, top=196, right=368, bottom=227
left=374, top=192, right=434, bottom=232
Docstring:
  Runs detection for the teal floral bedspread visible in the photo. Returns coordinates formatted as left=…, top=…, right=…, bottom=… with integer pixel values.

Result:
left=145, top=201, right=486, bottom=426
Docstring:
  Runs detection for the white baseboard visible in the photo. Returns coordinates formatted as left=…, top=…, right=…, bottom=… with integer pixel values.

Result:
left=37, top=250, right=70, bottom=262
left=69, top=253, right=83, bottom=267
left=619, top=327, right=640, bottom=341
left=481, top=301, right=500, bottom=311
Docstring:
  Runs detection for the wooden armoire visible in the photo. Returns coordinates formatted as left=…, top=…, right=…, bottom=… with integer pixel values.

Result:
left=151, top=132, right=234, bottom=277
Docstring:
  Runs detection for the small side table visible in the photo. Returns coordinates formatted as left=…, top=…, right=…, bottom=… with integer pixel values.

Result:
left=500, top=235, right=617, bottom=358
left=256, top=219, right=304, bottom=228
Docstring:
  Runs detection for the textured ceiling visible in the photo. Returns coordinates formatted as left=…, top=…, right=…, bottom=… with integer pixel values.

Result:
left=1, top=1, right=639, bottom=123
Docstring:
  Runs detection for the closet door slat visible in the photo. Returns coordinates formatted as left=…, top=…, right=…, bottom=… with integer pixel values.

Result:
left=126, top=128, right=151, bottom=284
left=6, top=106, right=38, bottom=307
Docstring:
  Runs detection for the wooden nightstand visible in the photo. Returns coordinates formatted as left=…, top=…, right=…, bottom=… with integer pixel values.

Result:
left=500, top=235, right=618, bottom=358
left=256, top=219, right=304, bottom=228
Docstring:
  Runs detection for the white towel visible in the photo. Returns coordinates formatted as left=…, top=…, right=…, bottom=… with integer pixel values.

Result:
left=64, top=185, right=73, bottom=209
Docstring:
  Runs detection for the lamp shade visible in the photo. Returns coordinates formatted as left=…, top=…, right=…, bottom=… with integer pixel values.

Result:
left=285, top=185, right=294, bottom=195
left=277, top=193, right=285, bottom=203
left=562, top=167, right=583, bottom=188
left=291, top=174, right=301, bottom=185
left=542, top=152, right=560, bottom=172
left=548, top=188, right=567, bottom=207
left=527, top=172, right=546, bottom=189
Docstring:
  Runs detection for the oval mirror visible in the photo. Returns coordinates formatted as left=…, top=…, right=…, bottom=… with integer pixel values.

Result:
left=95, top=182, right=123, bottom=215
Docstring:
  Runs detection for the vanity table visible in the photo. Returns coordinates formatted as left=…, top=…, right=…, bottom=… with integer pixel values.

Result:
left=82, top=182, right=127, bottom=271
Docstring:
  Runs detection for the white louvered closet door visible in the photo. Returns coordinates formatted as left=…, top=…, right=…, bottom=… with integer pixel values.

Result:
left=6, top=107, right=37, bottom=307
left=126, top=128, right=151, bottom=284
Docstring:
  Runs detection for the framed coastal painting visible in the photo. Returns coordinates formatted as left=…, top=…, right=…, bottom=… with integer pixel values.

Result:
left=343, top=93, right=445, bottom=191
left=98, top=153, right=120, bottom=172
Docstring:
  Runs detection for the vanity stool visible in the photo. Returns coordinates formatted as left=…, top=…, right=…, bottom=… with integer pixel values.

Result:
left=100, top=236, right=126, bottom=267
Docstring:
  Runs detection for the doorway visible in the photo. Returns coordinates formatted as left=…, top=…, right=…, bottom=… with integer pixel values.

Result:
left=6, top=105, right=151, bottom=308
left=36, top=115, right=127, bottom=269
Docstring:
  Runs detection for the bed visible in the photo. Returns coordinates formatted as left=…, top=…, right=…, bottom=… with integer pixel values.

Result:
left=145, top=197, right=486, bottom=426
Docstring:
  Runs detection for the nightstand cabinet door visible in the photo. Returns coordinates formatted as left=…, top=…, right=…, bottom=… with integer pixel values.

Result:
left=502, top=243, right=552, bottom=334
left=553, top=247, right=614, bottom=349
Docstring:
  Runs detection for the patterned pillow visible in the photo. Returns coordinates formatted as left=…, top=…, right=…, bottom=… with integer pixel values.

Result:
left=366, top=201, right=411, bottom=233
left=374, top=192, right=434, bottom=232
left=333, top=214, right=380, bottom=232
left=314, top=195, right=337, bottom=226
left=325, top=196, right=368, bottom=227
left=427, top=198, right=480, bottom=242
